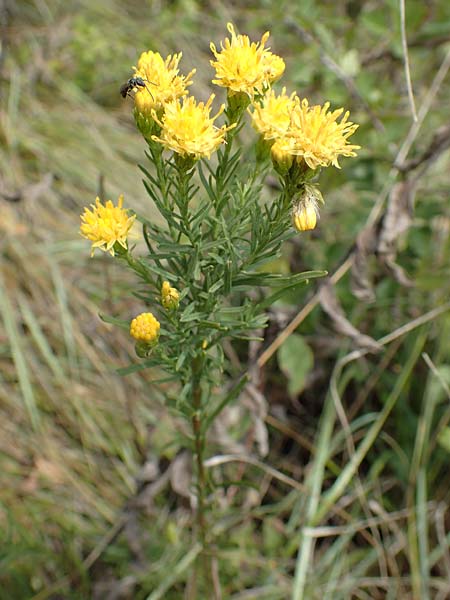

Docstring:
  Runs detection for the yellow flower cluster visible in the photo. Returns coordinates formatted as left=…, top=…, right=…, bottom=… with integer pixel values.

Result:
left=250, top=82, right=359, bottom=231
left=127, top=282, right=180, bottom=350
left=131, top=49, right=230, bottom=159
left=79, top=195, right=135, bottom=256
left=130, top=312, right=160, bottom=344
left=79, top=212, right=181, bottom=349
left=125, top=23, right=288, bottom=159
left=123, top=24, right=360, bottom=174
left=210, top=22, right=285, bottom=98
left=251, top=93, right=360, bottom=171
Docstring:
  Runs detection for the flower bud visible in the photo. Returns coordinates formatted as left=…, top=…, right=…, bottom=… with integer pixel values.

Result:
left=226, top=91, right=251, bottom=121
left=133, top=108, right=161, bottom=140
left=292, top=185, right=323, bottom=232
left=161, top=281, right=180, bottom=310
left=270, top=139, right=293, bottom=175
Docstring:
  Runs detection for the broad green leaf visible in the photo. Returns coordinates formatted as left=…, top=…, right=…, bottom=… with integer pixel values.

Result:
left=278, top=334, right=313, bottom=396
left=340, top=49, right=360, bottom=77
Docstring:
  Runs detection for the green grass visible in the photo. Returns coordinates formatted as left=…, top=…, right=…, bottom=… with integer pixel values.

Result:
left=1, top=0, right=450, bottom=598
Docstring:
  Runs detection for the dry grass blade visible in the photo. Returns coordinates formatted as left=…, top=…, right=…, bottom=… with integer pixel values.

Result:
left=399, top=0, right=417, bottom=121
left=204, top=454, right=305, bottom=493
left=422, top=353, right=450, bottom=401
left=293, top=303, right=450, bottom=600
left=0, top=269, right=40, bottom=429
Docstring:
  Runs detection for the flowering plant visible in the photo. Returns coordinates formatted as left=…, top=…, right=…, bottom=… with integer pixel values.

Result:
left=80, top=22, right=358, bottom=595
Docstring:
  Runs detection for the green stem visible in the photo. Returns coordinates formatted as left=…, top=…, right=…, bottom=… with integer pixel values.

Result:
left=150, top=143, right=170, bottom=208
left=213, top=110, right=242, bottom=219
left=150, top=143, right=179, bottom=241
left=190, top=355, right=213, bottom=596
left=192, top=412, right=207, bottom=544
left=242, top=184, right=293, bottom=270
left=191, top=356, right=207, bottom=540
left=174, top=157, right=196, bottom=245
left=119, top=247, right=155, bottom=284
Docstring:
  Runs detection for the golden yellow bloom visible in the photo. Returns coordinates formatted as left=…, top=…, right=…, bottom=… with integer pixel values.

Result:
left=80, top=195, right=135, bottom=257
left=262, top=53, right=286, bottom=86
left=133, top=51, right=195, bottom=116
left=152, top=95, right=232, bottom=159
left=251, top=88, right=297, bottom=139
left=130, top=312, right=160, bottom=344
left=292, top=185, right=324, bottom=232
left=281, top=99, right=360, bottom=170
left=161, top=280, right=180, bottom=310
left=210, top=23, right=285, bottom=98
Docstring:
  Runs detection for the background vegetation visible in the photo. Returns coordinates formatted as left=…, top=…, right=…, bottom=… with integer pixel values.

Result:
left=1, top=1, right=450, bottom=598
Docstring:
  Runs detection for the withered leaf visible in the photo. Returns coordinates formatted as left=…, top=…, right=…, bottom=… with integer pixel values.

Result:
left=377, top=180, right=415, bottom=286
left=319, top=283, right=381, bottom=351
left=351, top=225, right=377, bottom=303
left=169, top=451, right=193, bottom=500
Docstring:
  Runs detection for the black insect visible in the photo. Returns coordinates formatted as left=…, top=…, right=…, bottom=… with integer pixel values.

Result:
left=120, top=77, right=149, bottom=99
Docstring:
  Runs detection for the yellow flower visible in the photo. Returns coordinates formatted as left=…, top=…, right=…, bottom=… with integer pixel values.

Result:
left=210, top=23, right=285, bottom=98
left=130, top=312, right=160, bottom=344
left=161, top=280, right=180, bottom=310
left=152, top=95, right=232, bottom=159
left=262, top=53, right=286, bottom=86
left=251, top=88, right=298, bottom=139
left=282, top=99, right=360, bottom=170
left=80, top=195, right=135, bottom=256
left=133, top=51, right=195, bottom=116
left=292, top=185, right=324, bottom=232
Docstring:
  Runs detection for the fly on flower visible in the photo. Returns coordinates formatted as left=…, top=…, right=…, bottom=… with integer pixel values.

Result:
left=120, top=77, right=155, bottom=99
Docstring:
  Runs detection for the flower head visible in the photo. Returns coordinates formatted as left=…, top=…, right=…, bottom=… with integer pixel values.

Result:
left=152, top=95, right=233, bottom=159
left=133, top=51, right=195, bottom=116
left=130, top=312, right=160, bottom=344
left=280, top=99, right=360, bottom=170
left=80, top=195, right=135, bottom=256
left=161, top=280, right=180, bottom=310
left=210, top=23, right=285, bottom=98
left=251, top=88, right=297, bottom=140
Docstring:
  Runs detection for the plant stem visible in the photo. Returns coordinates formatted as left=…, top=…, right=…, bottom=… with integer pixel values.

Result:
left=192, top=412, right=207, bottom=544
left=192, top=378, right=207, bottom=543
left=190, top=355, right=214, bottom=596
